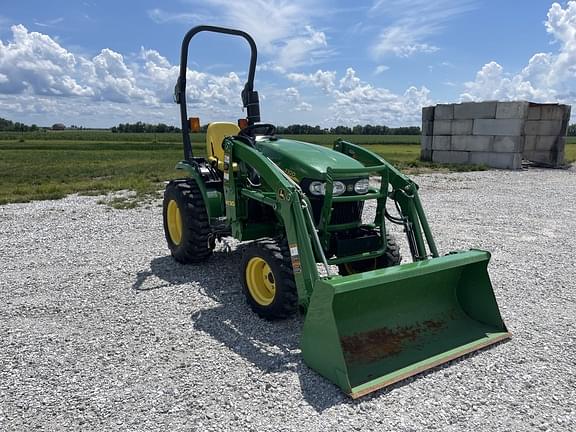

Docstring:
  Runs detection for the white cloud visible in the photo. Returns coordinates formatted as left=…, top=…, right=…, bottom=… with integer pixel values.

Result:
left=276, top=25, right=329, bottom=69
left=286, top=67, right=429, bottom=125
left=283, top=87, right=313, bottom=112
left=370, top=0, right=476, bottom=58
left=330, top=68, right=431, bottom=125
left=461, top=2, right=576, bottom=104
left=0, top=24, right=91, bottom=97
left=90, top=48, right=154, bottom=103
left=152, top=0, right=330, bottom=69
left=295, top=102, right=312, bottom=112
left=285, top=87, right=300, bottom=102
left=0, top=25, right=249, bottom=125
left=373, top=65, right=390, bottom=75
left=373, top=26, right=439, bottom=58
left=147, top=9, right=205, bottom=24
left=286, top=69, right=337, bottom=93
left=33, top=17, right=64, bottom=28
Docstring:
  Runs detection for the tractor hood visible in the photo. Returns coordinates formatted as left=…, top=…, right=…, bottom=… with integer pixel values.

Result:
left=256, top=138, right=364, bottom=181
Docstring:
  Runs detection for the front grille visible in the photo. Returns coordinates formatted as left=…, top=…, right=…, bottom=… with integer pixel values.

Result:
left=310, top=200, right=363, bottom=226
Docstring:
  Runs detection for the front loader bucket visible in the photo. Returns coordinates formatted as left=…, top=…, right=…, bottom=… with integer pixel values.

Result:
left=301, top=250, right=510, bottom=398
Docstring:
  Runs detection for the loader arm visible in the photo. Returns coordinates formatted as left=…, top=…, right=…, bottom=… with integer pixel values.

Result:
left=334, top=139, right=439, bottom=260
left=221, top=136, right=324, bottom=307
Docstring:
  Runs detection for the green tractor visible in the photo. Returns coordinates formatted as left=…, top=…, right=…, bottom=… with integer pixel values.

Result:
left=164, top=25, right=510, bottom=398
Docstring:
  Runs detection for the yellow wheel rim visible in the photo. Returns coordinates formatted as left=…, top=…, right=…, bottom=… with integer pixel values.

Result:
left=245, top=257, right=276, bottom=306
left=166, top=200, right=183, bottom=245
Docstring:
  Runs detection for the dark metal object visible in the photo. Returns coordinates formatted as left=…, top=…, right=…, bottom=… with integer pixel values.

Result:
left=174, top=25, right=261, bottom=161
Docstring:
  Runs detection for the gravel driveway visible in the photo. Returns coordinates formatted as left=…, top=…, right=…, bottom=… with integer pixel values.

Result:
left=1, top=167, right=575, bottom=431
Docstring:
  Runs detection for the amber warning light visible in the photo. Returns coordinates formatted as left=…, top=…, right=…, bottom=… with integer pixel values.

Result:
left=189, top=117, right=200, bottom=132
left=238, top=118, right=248, bottom=129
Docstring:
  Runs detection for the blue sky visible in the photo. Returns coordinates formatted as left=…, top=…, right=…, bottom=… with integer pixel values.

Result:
left=0, top=1, right=574, bottom=128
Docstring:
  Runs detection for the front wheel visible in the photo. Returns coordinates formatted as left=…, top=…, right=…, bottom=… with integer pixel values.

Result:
left=338, top=232, right=401, bottom=276
left=240, top=238, right=298, bottom=320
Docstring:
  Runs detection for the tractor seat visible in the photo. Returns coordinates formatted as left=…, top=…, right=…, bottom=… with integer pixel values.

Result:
left=206, top=122, right=240, bottom=171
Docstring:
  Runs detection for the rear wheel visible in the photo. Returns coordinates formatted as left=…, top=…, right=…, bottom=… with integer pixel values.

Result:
left=163, top=179, right=212, bottom=263
left=240, top=238, right=298, bottom=320
left=338, top=232, right=401, bottom=276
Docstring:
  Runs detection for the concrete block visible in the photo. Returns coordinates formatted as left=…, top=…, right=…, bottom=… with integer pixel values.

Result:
left=496, top=101, right=528, bottom=119
left=524, top=150, right=564, bottom=166
left=527, top=105, right=541, bottom=120
left=561, top=119, right=570, bottom=138
left=469, top=152, right=522, bottom=169
left=421, top=135, right=432, bottom=150
left=524, top=136, right=537, bottom=151
left=422, top=106, right=435, bottom=121
left=432, top=136, right=451, bottom=150
left=473, top=119, right=524, bottom=136
left=535, top=136, right=559, bottom=151
left=451, top=135, right=492, bottom=152
left=433, top=120, right=452, bottom=135
left=493, top=136, right=523, bottom=153
left=433, top=150, right=469, bottom=164
left=557, top=148, right=566, bottom=165
left=541, top=104, right=566, bottom=120
left=451, top=120, right=473, bottom=135
left=454, top=102, right=497, bottom=120
left=524, top=120, right=563, bottom=136
left=422, top=121, right=434, bottom=136
left=563, top=105, right=572, bottom=122
left=420, top=148, right=432, bottom=161
left=434, top=104, right=454, bottom=120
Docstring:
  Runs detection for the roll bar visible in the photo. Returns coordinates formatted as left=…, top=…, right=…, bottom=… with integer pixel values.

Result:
left=174, top=25, right=261, bottom=161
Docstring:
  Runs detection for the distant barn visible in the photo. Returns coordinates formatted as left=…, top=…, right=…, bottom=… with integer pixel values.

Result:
left=52, top=123, right=66, bottom=131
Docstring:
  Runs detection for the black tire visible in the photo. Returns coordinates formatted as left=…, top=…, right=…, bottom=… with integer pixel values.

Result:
left=240, top=238, right=298, bottom=320
left=338, top=232, right=401, bottom=276
left=163, top=179, right=212, bottom=263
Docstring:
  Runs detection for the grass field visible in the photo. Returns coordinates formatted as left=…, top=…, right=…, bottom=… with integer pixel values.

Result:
left=0, top=132, right=574, bottom=206
left=0, top=130, right=421, bottom=145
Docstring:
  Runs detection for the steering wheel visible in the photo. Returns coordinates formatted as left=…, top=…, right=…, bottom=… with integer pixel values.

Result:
left=238, top=123, right=276, bottom=138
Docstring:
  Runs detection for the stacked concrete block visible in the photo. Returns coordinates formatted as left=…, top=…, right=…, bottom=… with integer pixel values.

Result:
left=421, top=101, right=571, bottom=169
left=523, top=103, right=571, bottom=166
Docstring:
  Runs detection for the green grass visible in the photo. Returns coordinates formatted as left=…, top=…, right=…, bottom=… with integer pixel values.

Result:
left=566, top=141, right=576, bottom=160
left=0, top=132, right=574, bottom=206
left=0, top=130, right=420, bottom=145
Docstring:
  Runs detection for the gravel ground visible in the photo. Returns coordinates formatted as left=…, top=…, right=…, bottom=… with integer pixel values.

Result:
left=1, top=167, right=575, bottom=431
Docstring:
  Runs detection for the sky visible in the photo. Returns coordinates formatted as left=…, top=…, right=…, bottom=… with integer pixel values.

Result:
left=0, top=1, right=575, bottom=128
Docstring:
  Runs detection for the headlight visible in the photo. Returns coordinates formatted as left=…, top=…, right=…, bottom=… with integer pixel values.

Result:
left=354, top=178, right=370, bottom=194
left=309, top=181, right=325, bottom=196
left=308, top=181, right=346, bottom=196
left=332, top=181, right=346, bottom=196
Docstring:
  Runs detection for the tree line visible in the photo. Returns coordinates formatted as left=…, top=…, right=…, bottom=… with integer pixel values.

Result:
left=110, top=122, right=421, bottom=135
left=4, top=115, right=576, bottom=135
left=275, top=124, right=421, bottom=135
left=0, top=117, right=39, bottom=132
left=111, top=122, right=182, bottom=133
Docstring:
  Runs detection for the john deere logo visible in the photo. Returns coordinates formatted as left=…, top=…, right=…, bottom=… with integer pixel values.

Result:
left=283, top=168, right=298, bottom=181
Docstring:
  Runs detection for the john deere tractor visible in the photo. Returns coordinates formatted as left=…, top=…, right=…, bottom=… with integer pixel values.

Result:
left=163, top=25, right=510, bottom=398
